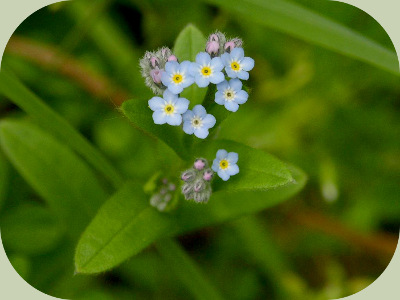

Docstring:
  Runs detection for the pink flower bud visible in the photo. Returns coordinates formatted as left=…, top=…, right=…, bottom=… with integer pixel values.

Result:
left=168, top=55, right=177, bottom=62
left=209, top=34, right=219, bottom=42
left=150, top=68, right=162, bottom=84
left=203, top=170, right=213, bottom=181
left=150, top=56, right=159, bottom=68
left=224, top=41, right=235, bottom=52
left=194, top=159, right=206, bottom=170
left=206, top=41, right=219, bottom=55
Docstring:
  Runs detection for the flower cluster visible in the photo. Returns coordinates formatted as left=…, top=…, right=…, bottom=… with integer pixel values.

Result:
left=141, top=31, right=254, bottom=139
left=181, top=158, right=214, bottom=203
left=150, top=178, right=177, bottom=211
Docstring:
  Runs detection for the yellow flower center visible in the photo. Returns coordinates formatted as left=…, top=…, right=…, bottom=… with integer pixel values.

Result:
left=201, top=66, right=212, bottom=77
left=219, top=159, right=229, bottom=170
left=172, top=74, right=183, bottom=84
left=231, top=61, right=241, bottom=71
left=164, top=104, right=174, bottom=115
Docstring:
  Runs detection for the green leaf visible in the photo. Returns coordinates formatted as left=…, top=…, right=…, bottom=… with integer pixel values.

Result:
left=0, top=151, right=8, bottom=211
left=0, top=120, right=108, bottom=238
left=207, top=0, right=399, bottom=75
left=193, top=139, right=293, bottom=192
left=0, top=70, right=124, bottom=189
left=120, top=98, right=187, bottom=159
left=174, top=24, right=208, bottom=106
left=1, top=203, right=64, bottom=255
left=75, top=165, right=306, bottom=273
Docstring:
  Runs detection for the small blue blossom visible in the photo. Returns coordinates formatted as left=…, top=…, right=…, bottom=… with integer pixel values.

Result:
left=189, top=52, right=225, bottom=88
left=215, top=79, right=248, bottom=112
left=148, top=89, right=189, bottom=126
left=161, top=60, right=194, bottom=94
left=221, top=48, right=254, bottom=80
left=212, top=149, right=239, bottom=181
left=182, top=105, right=216, bottom=139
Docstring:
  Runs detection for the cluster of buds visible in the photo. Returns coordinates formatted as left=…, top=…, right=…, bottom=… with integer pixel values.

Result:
left=139, top=47, right=177, bottom=95
left=205, top=31, right=243, bottom=58
left=181, top=158, right=214, bottom=203
left=150, top=178, right=177, bottom=212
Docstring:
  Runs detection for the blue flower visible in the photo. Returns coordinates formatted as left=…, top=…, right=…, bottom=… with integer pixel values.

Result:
left=221, top=48, right=254, bottom=80
left=189, top=52, right=225, bottom=87
left=215, top=79, right=248, bottom=112
left=148, top=90, right=189, bottom=126
left=161, top=60, right=194, bottom=94
left=212, top=149, right=239, bottom=181
left=182, top=105, right=216, bottom=139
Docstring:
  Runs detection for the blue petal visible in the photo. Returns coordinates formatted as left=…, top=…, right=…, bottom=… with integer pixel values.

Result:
left=216, top=149, right=228, bottom=160
left=195, top=75, right=209, bottom=88
left=225, top=67, right=238, bottom=78
left=215, top=91, right=225, bottom=105
left=148, top=97, right=164, bottom=111
left=175, top=98, right=189, bottom=114
left=166, top=114, right=182, bottom=126
left=180, top=60, right=192, bottom=74
left=163, top=89, right=177, bottom=102
left=221, top=53, right=231, bottom=66
left=235, top=90, right=248, bottom=104
left=196, top=52, right=211, bottom=65
left=231, top=48, right=244, bottom=61
left=224, top=101, right=239, bottom=112
left=241, top=57, right=254, bottom=71
left=182, top=75, right=194, bottom=88
left=182, top=110, right=194, bottom=122
left=237, top=71, right=249, bottom=80
left=227, top=152, right=239, bottom=164
left=165, top=61, right=179, bottom=74
left=194, top=128, right=209, bottom=139
left=161, top=72, right=171, bottom=87
left=152, top=111, right=167, bottom=124
left=229, top=78, right=242, bottom=91
left=227, top=164, right=239, bottom=176
left=210, top=57, right=224, bottom=71
left=189, top=63, right=200, bottom=76
left=168, top=84, right=183, bottom=94
left=209, top=72, right=225, bottom=84
left=183, top=121, right=194, bottom=134
left=217, top=80, right=229, bottom=91
left=218, top=170, right=230, bottom=181
left=202, top=114, right=216, bottom=129
left=192, top=105, right=207, bottom=117
left=212, top=159, right=219, bottom=172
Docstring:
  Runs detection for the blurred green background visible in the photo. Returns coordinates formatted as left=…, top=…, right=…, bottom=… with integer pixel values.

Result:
left=0, top=0, right=399, bottom=299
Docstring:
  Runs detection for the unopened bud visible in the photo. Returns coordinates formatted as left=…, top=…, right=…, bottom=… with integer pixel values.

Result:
left=224, top=38, right=243, bottom=53
left=194, top=179, right=205, bottom=192
left=206, top=41, right=219, bottom=55
left=181, top=170, right=196, bottom=182
left=182, top=183, right=193, bottom=194
left=168, top=55, right=177, bottom=62
left=150, top=56, right=159, bottom=68
left=194, top=158, right=206, bottom=170
left=150, top=68, right=162, bottom=84
left=203, top=169, right=213, bottom=181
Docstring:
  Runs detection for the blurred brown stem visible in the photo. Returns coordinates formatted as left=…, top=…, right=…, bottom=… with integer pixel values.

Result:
left=5, top=36, right=130, bottom=106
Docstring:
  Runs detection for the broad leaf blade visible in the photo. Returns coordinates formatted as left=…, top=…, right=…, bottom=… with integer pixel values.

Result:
left=75, top=165, right=306, bottom=273
left=173, top=24, right=208, bottom=106
left=207, top=0, right=399, bottom=74
left=120, top=99, right=187, bottom=159
left=0, top=120, right=108, bottom=239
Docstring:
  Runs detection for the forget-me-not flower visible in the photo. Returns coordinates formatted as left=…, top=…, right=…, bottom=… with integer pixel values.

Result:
left=148, top=89, right=189, bottom=126
left=212, top=149, right=239, bottom=181
left=189, top=52, right=225, bottom=88
left=161, top=60, right=194, bottom=94
left=215, top=79, right=248, bottom=112
left=221, top=48, right=254, bottom=80
left=182, top=105, right=216, bottom=139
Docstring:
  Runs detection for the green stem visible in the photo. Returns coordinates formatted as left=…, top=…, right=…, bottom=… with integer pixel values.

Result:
left=156, top=239, right=224, bottom=300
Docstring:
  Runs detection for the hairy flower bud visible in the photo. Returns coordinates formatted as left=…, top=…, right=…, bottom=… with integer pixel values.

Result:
left=168, top=55, right=177, bottom=62
left=194, top=158, right=207, bottom=170
left=205, top=31, right=226, bottom=57
left=203, top=169, right=214, bottom=181
left=224, top=38, right=243, bottom=53
left=194, top=179, right=205, bottom=192
left=181, top=169, right=196, bottom=182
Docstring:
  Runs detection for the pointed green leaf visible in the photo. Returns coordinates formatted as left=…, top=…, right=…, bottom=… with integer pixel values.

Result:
left=174, top=24, right=208, bottom=106
left=75, top=164, right=305, bottom=273
left=0, top=120, right=108, bottom=238
left=207, top=0, right=398, bottom=74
